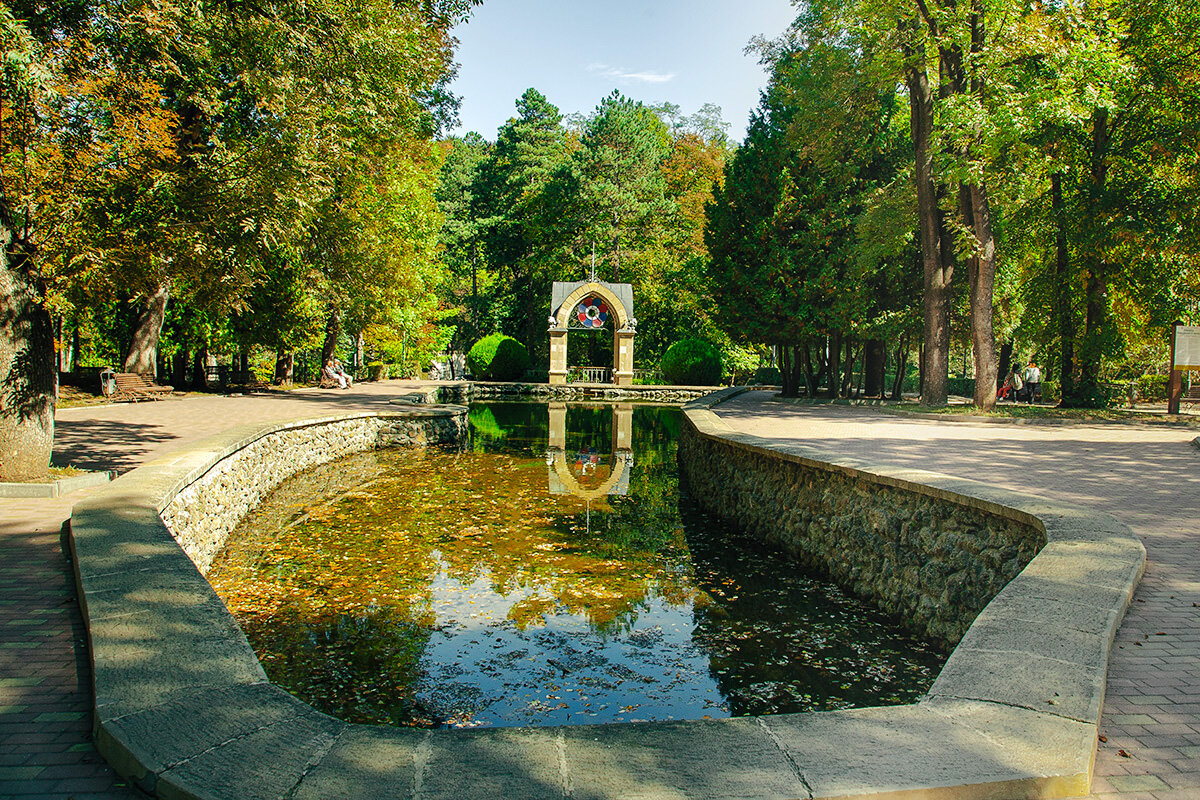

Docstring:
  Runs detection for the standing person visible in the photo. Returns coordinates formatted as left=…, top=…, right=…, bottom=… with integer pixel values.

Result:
left=999, top=364, right=1022, bottom=401
left=1010, top=364, right=1025, bottom=402
left=1024, top=360, right=1041, bottom=404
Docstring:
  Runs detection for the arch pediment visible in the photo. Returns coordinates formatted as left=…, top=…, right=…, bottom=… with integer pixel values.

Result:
left=551, top=281, right=634, bottom=331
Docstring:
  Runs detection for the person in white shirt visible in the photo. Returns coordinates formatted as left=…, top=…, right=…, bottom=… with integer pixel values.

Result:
left=1023, top=361, right=1041, bottom=403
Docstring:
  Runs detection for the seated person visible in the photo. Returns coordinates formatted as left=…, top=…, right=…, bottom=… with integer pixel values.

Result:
left=323, top=360, right=351, bottom=389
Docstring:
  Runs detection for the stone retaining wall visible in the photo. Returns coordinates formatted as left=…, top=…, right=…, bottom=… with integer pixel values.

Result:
left=68, top=389, right=1146, bottom=800
left=162, top=410, right=464, bottom=574
left=679, top=421, right=1042, bottom=646
left=429, top=381, right=713, bottom=403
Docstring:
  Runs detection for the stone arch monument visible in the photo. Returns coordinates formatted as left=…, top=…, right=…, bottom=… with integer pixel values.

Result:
left=547, top=280, right=636, bottom=385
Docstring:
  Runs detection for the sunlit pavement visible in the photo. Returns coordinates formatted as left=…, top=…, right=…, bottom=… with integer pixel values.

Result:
left=713, top=391, right=1200, bottom=800
left=1, top=382, right=1196, bottom=798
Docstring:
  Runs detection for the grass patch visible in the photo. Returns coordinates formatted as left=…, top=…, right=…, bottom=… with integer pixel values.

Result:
left=8, top=465, right=93, bottom=484
left=884, top=401, right=1199, bottom=426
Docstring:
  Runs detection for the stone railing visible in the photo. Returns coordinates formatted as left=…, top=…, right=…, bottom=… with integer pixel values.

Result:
left=67, top=389, right=1144, bottom=800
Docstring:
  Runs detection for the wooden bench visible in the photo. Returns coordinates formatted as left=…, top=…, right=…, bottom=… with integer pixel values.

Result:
left=110, top=372, right=174, bottom=401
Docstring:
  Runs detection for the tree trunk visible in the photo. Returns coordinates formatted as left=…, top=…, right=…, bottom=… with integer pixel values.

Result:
left=274, top=351, right=294, bottom=384
left=1079, top=108, right=1110, bottom=403
left=967, top=180, right=998, bottom=410
left=842, top=338, right=856, bottom=398
left=56, top=315, right=73, bottom=375
left=123, top=280, right=171, bottom=377
left=1050, top=172, right=1077, bottom=403
left=799, top=341, right=817, bottom=398
left=172, top=349, right=187, bottom=387
left=0, top=237, right=56, bottom=481
left=864, top=339, right=885, bottom=397
left=777, top=345, right=787, bottom=398
left=194, top=348, right=214, bottom=389
left=826, top=333, right=841, bottom=399
left=321, top=306, right=341, bottom=369
left=998, top=340, right=1014, bottom=388
left=891, top=342, right=908, bottom=400
left=905, top=61, right=952, bottom=406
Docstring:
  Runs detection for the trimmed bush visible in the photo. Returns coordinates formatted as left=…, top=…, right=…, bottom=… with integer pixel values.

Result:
left=752, top=366, right=781, bottom=386
left=1136, top=374, right=1168, bottom=403
left=467, top=334, right=531, bottom=381
left=660, top=338, right=722, bottom=386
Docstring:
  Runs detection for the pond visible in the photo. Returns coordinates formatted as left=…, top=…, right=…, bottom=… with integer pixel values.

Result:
left=207, top=402, right=945, bottom=729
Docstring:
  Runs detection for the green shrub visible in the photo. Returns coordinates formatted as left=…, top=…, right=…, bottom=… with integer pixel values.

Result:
left=467, top=334, right=531, bottom=381
left=660, top=338, right=722, bottom=386
left=752, top=366, right=781, bottom=386
left=947, top=377, right=976, bottom=398
left=1136, top=374, right=1168, bottom=403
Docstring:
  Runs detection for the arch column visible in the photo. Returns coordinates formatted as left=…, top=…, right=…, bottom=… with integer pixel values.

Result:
left=549, top=328, right=568, bottom=385
left=613, top=329, right=635, bottom=387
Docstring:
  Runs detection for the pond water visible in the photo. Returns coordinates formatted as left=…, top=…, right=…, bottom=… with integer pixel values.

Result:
left=208, top=402, right=945, bottom=729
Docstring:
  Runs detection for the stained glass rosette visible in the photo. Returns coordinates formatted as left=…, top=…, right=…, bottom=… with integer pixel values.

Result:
left=573, top=296, right=609, bottom=329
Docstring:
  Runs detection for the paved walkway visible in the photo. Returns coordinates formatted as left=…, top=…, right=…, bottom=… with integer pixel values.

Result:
left=0, top=384, right=1196, bottom=798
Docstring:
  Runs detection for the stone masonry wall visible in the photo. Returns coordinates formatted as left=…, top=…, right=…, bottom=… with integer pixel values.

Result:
left=162, top=411, right=465, bottom=574
left=431, top=382, right=711, bottom=404
left=678, top=420, right=1045, bottom=646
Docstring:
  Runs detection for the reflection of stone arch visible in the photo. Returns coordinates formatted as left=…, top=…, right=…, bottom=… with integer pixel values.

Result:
left=546, top=403, right=634, bottom=500
left=548, top=280, right=635, bottom=386
left=548, top=456, right=629, bottom=502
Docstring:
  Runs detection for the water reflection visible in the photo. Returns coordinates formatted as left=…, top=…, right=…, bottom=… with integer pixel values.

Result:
left=208, top=402, right=944, bottom=729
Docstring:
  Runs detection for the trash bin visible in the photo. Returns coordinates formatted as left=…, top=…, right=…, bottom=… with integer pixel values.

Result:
left=99, top=368, right=117, bottom=397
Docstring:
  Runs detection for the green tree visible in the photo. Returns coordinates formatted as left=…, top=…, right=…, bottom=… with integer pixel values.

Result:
left=436, top=133, right=492, bottom=349
left=1, top=0, right=177, bottom=479
left=707, top=35, right=913, bottom=399
left=471, top=89, right=575, bottom=351
left=573, top=91, right=674, bottom=281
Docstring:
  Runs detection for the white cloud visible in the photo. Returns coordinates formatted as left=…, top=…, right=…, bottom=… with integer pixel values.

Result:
left=586, top=63, right=675, bottom=84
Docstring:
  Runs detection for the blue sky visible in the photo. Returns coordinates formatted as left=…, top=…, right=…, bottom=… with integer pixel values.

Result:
left=447, top=0, right=798, bottom=143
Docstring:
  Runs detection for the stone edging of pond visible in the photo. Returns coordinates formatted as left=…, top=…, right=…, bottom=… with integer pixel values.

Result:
left=66, top=391, right=1143, bottom=800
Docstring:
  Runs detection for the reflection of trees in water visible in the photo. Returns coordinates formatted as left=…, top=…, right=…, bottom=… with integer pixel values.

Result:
left=240, top=607, right=438, bottom=727
left=211, top=406, right=701, bottom=724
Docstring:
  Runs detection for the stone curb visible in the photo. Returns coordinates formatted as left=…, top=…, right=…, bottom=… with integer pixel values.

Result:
left=0, top=469, right=114, bottom=498
left=67, top=392, right=1142, bottom=800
